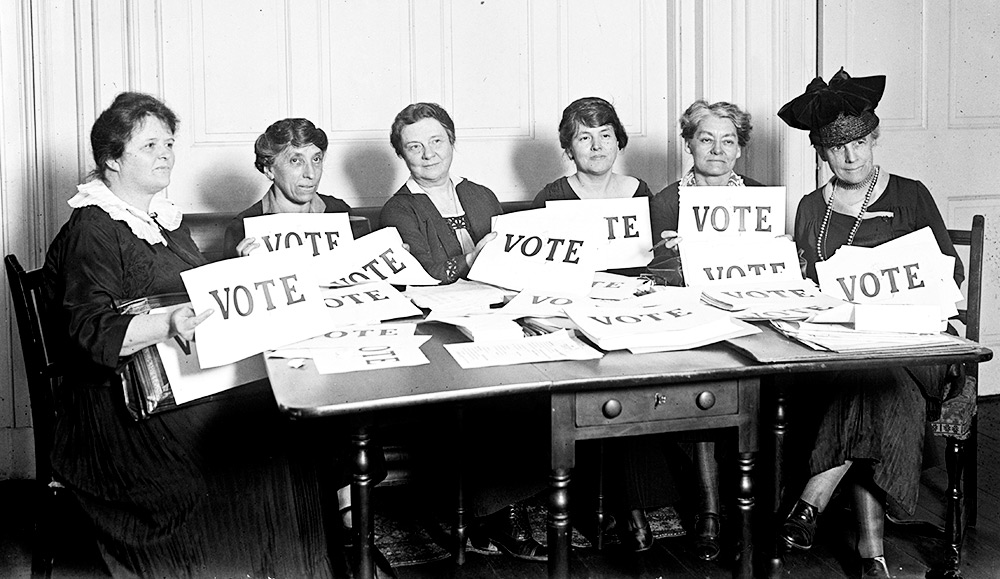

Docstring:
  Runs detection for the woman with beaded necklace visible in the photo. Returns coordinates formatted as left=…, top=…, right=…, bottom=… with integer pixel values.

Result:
left=776, top=69, right=964, bottom=578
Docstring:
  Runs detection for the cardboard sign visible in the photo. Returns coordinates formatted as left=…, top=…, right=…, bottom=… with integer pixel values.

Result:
left=468, top=208, right=601, bottom=295
left=677, top=187, right=786, bottom=238
left=321, top=281, right=423, bottom=326
left=679, top=236, right=803, bottom=287
left=181, top=250, right=333, bottom=368
left=815, top=227, right=961, bottom=319
left=313, top=227, right=439, bottom=287
left=243, top=212, right=354, bottom=257
left=547, top=198, right=653, bottom=269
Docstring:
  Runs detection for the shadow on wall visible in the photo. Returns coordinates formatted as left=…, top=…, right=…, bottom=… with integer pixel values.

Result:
left=341, top=143, right=401, bottom=208
left=509, top=139, right=566, bottom=201
left=618, top=145, right=663, bottom=191
left=193, top=170, right=262, bottom=213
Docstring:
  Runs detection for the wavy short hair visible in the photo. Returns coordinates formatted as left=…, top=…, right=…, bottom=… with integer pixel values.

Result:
left=558, top=97, right=628, bottom=155
left=389, top=103, right=456, bottom=157
left=90, top=92, right=179, bottom=182
left=254, top=118, right=328, bottom=174
left=679, top=100, right=753, bottom=147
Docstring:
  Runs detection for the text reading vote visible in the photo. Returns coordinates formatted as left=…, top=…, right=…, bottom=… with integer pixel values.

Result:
left=604, top=215, right=640, bottom=240
left=261, top=231, right=342, bottom=256
left=590, top=308, right=692, bottom=326
left=326, top=249, right=407, bottom=287
left=530, top=296, right=575, bottom=306
left=324, top=289, right=390, bottom=309
left=360, top=346, right=400, bottom=365
left=702, top=262, right=787, bottom=281
left=719, top=288, right=813, bottom=300
left=209, top=275, right=305, bottom=320
left=835, top=264, right=924, bottom=301
left=323, top=328, right=400, bottom=339
left=503, top=234, right=585, bottom=263
left=692, top=206, right=772, bottom=232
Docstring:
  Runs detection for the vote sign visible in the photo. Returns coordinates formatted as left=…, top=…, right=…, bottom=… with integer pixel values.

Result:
left=677, top=187, right=786, bottom=238
left=243, top=212, right=354, bottom=257
left=680, top=236, right=803, bottom=287
left=181, top=250, right=333, bottom=368
left=313, top=227, right=439, bottom=287
left=547, top=197, right=653, bottom=269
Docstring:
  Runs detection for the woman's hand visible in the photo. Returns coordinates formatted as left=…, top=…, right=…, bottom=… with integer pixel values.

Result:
left=168, top=305, right=214, bottom=342
left=650, top=230, right=682, bottom=252
left=776, top=234, right=808, bottom=277
left=236, top=236, right=260, bottom=257
left=465, top=232, right=498, bottom=268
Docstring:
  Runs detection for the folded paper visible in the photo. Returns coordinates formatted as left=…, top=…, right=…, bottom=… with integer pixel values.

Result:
left=547, top=197, right=653, bottom=269
left=314, top=227, right=439, bottom=287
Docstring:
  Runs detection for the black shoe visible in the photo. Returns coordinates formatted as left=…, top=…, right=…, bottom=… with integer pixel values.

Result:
left=470, top=504, right=548, bottom=562
left=693, top=512, right=721, bottom=561
left=860, top=556, right=891, bottom=578
left=342, top=528, right=398, bottom=579
left=781, top=500, right=819, bottom=551
left=617, top=509, right=654, bottom=552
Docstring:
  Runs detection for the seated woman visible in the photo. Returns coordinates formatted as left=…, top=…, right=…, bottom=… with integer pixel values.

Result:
left=646, top=99, right=764, bottom=561
left=222, top=117, right=350, bottom=258
left=42, top=92, right=333, bottom=577
left=379, top=102, right=547, bottom=562
left=532, top=96, right=652, bottom=208
left=777, top=69, right=964, bottom=578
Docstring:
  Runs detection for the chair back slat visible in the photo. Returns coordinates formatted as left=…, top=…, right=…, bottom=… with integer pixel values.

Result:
left=5, top=254, right=62, bottom=484
left=947, top=214, right=984, bottom=346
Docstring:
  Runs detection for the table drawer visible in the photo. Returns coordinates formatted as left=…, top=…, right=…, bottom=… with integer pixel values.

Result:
left=575, top=380, right=739, bottom=426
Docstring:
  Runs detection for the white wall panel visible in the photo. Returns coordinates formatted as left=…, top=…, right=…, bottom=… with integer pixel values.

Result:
left=949, top=1, right=1000, bottom=128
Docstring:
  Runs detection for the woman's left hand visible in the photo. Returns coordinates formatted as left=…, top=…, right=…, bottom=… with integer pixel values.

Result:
left=465, top=232, right=498, bottom=268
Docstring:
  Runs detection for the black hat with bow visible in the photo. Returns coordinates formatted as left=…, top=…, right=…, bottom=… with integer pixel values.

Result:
left=778, top=68, right=886, bottom=148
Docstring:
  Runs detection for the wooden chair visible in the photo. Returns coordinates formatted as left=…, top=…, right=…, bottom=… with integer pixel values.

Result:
left=5, top=254, right=103, bottom=578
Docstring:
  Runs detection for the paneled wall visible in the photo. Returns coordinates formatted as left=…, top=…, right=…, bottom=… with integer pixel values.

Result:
left=820, top=0, right=1000, bottom=393
left=2, top=0, right=816, bottom=479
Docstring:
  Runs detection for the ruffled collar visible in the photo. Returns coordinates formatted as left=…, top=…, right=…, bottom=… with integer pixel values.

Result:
left=679, top=169, right=745, bottom=187
left=68, top=180, right=182, bottom=246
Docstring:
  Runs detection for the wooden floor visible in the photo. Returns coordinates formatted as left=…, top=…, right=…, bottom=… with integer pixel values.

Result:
left=2, top=398, right=998, bottom=579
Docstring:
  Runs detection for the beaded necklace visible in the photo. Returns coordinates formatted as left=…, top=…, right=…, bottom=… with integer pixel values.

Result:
left=816, top=165, right=880, bottom=261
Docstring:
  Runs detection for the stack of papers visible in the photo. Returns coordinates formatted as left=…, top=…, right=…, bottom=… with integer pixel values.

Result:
left=564, top=301, right=759, bottom=353
left=701, top=280, right=847, bottom=321
left=434, top=314, right=526, bottom=342
left=771, top=320, right=966, bottom=355
left=443, top=329, right=603, bottom=369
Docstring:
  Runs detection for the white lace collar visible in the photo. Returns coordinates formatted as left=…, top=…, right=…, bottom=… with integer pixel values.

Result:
left=68, top=180, right=182, bottom=246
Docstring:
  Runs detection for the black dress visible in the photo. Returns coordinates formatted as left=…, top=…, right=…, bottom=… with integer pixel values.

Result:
left=791, top=174, right=962, bottom=514
left=43, top=205, right=332, bottom=578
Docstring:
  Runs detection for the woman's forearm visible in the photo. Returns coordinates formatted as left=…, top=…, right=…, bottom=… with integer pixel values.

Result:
left=120, top=311, right=175, bottom=356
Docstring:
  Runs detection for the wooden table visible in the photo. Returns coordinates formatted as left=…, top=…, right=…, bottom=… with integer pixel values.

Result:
left=267, top=323, right=991, bottom=579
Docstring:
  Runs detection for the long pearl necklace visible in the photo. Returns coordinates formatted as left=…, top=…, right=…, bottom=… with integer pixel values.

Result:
left=816, top=165, right=880, bottom=261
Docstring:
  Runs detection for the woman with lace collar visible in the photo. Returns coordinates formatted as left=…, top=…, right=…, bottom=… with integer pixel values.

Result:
left=42, top=92, right=333, bottom=578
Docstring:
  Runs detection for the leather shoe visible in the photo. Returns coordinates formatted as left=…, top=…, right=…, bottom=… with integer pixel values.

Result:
left=470, top=504, right=547, bottom=562
left=860, top=556, right=891, bottom=578
left=617, top=509, right=654, bottom=552
left=781, top=500, right=819, bottom=551
left=693, top=512, right=721, bottom=561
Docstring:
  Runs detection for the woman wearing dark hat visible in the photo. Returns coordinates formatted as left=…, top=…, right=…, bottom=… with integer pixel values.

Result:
left=776, top=69, right=964, bottom=578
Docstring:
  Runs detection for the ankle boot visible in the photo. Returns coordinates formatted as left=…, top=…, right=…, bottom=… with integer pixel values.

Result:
left=617, top=508, right=654, bottom=552
left=693, top=512, right=721, bottom=561
left=781, top=500, right=819, bottom=551
left=860, top=555, right=891, bottom=578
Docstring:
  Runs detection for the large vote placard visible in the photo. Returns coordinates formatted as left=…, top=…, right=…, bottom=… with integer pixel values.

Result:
left=312, top=227, right=439, bottom=287
left=181, top=250, right=332, bottom=368
left=546, top=198, right=653, bottom=269
left=243, top=212, right=354, bottom=257
left=815, top=227, right=961, bottom=319
left=677, top=187, right=786, bottom=238
left=320, top=281, right=423, bottom=326
left=680, top=236, right=803, bottom=287
left=468, top=208, right=601, bottom=295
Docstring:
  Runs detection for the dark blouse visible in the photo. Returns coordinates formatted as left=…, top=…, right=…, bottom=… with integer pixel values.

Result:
left=530, top=175, right=653, bottom=209
left=222, top=193, right=351, bottom=259
left=794, top=174, right=962, bottom=284
left=379, top=179, right=502, bottom=283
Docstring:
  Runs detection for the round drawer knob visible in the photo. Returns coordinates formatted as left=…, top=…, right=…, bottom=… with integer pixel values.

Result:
left=602, top=399, right=623, bottom=419
left=696, top=391, right=716, bottom=410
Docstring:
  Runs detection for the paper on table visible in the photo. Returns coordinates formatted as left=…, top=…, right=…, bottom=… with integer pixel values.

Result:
left=434, top=313, right=525, bottom=342
left=279, top=322, right=418, bottom=349
left=588, top=271, right=647, bottom=301
left=312, top=337, right=431, bottom=374
left=270, top=334, right=430, bottom=360
left=501, top=289, right=600, bottom=318
left=313, top=227, right=439, bottom=287
left=321, top=281, right=423, bottom=326
left=468, top=208, right=601, bottom=295
left=242, top=212, right=354, bottom=257
left=680, top=236, right=803, bottom=287
left=546, top=198, right=653, bottom=269
left=443, top=329, right=603, bottom=369
left=853, top=303, right=946, bottom=333
left=677, top=187, right=786, bottom=238
left=181, top=250, right=333, bottom=368
left=628, top=318, right=761, bottom=354
left=404, top=279, right=510, bottom=310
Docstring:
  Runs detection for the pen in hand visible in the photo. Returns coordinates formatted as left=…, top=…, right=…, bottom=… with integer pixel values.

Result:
left=649, top=231, right=681, bottom=252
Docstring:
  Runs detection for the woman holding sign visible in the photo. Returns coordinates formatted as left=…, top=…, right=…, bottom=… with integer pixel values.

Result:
left=42, top=93, right=333, bottom=577
left=223, top=117, right=351, bottom=259
left=379, top=102, right=500, bottom=284
left=778, top=69, right=963, bottom=578
left=532, top=96, right=653, bottom=209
